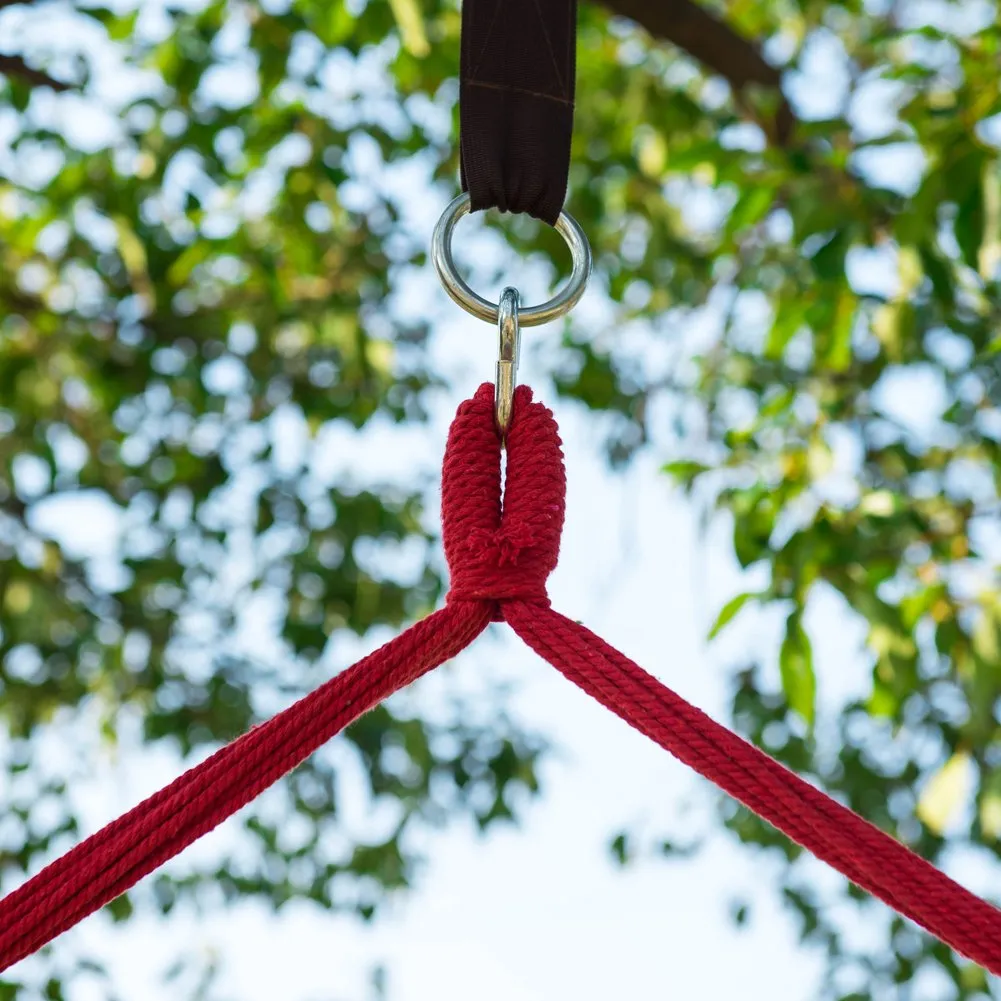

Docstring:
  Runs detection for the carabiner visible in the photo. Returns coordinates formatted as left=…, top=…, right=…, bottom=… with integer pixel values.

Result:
left=496, top=286, right=520, bottom=441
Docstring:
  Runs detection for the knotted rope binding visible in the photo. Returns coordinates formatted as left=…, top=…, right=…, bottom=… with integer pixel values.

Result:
left=2, top=384, right=1000, bottom=976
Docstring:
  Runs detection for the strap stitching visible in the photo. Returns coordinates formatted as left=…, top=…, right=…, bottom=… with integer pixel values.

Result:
left=468, top=0, right=505, bottom=82
left=464, top=79, right=574, bottom=105
left=529, top=0, right=567, bottom=95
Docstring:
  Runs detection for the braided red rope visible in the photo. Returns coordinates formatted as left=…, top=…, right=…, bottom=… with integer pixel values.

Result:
left=0, top=604, right=491, bottom=966
left=2, top=383, right=999, bottom=976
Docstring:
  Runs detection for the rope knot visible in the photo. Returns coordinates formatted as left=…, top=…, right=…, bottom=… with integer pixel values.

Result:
left=440, top=384, right=566, bottom=613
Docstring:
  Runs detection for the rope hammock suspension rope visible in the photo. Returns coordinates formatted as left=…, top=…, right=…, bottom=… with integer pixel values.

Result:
left=3, top=0, right=1000, bottom=981
left=2, top=385, right=1000, bottom=973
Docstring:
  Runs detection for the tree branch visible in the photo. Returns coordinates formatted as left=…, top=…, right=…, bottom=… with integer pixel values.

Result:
left=0, top=53, right=72, bottom=91
left=597, top=0, right=795, bottom=144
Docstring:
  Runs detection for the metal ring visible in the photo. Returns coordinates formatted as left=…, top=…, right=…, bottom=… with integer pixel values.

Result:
left=431, top=192, right=592, bottom=327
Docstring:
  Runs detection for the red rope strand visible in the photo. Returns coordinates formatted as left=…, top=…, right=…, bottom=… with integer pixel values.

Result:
left=2, top=382, right=999, bottom=978
left=0, top=603, right=491, bottom=968
left=505, top=601, right=1001, bottom=971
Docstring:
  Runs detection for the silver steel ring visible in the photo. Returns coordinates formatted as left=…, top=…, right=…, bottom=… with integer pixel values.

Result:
left=431, top=192, right=592, bottom=327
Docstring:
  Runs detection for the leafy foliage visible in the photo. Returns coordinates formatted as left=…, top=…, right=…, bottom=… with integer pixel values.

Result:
left=1, top=0, right=1000, bottom=998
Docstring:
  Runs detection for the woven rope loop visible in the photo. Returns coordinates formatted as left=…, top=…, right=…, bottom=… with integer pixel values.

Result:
left=441, top=383, right=566, bottom=609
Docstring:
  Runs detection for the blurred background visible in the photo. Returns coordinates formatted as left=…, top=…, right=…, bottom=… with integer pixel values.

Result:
left=0, top=0, right=1000, bottom=998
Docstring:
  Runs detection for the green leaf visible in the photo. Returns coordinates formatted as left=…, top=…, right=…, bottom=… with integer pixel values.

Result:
left=609, top=832, right=630, bottom=866
left=708, top=591, right=759, bottom=640
left=728, top=186, right=774, bottom=235
left=810, top=229, right=851, bottom=281
left=954, top=162, right=986, bottom=271
left=662, top=459, right=709, bottom=483
left=779, top=611, right=815, bottom=726
left=765, top=306, right=806, bottom=360
left=867, top=676, right=897, bottom=718
left=823, top=289, right=855, bottom=372
left=918, top=243, right=954, bottom=306
left=105, top=893, right=134, bottom=923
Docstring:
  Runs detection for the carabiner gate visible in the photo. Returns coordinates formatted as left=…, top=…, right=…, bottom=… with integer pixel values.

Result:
left=496, top=286, right=520, bottom=442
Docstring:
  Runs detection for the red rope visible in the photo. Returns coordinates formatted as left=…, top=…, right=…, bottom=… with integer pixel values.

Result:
left=0, top=603, right=491, bottom=968
left=505, top=603, right=1001, bottom=968
left=2, top=383, right=999, bottom=976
